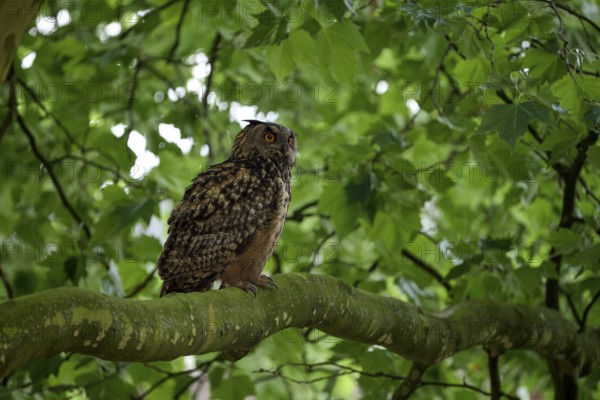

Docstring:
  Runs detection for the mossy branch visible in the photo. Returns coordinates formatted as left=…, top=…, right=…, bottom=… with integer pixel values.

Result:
left=0, top=273, right=598, bottom=379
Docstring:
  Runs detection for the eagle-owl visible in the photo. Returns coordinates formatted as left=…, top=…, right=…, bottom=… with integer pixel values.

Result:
left=157, top=120, right=296, bottom=296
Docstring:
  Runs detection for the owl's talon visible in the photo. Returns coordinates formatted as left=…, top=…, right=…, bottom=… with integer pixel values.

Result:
left=246, top=285, right=257, bottom=296
left=256, top=274, right=277, bottom=290
left=267, top=276, right=278, bottom=289
left=222, top=280, right=258, bottom=296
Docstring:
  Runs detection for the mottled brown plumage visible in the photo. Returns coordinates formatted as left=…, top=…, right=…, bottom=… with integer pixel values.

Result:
left=157, top=120, right=296, bottom=296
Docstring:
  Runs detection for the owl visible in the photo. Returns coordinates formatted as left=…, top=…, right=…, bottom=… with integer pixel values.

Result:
left=157, top=120, right=297, bottom=296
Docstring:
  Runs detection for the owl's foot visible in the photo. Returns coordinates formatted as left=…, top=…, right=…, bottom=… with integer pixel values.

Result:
left=255, top=274, right=277, bottom=290
left=224, top=281, right=258, bottom=296
left=221, top=276, right=276, bottom=296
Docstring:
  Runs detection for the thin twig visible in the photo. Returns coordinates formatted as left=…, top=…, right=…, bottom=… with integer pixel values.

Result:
left=200, top=32, right=222, bottom=160
left=125, top=267, right=157, bottom=298
left=135, top=357, right=218, bottom=399
left=561, top=287, right=583, bottom=328
left=260, top=360, right=515, bottom=400
left=0, top=65, right=16, bottom=145
left=119, top=0, right=183, bottom=40
left=16, top=114, right=91, bottom=239
left=126, top=60, right=143, bottom=132
left=173, top=375, right=204, bottom=399
left=167, top=0, right=190, bottom=61
left=483, top=4, right=498, bottom=80
left=401, top=249, right=452, bottom=292
left=134, top=367, right=202, bottom=399
left=0, top=260, right=14, bottom=299
left=16, top=78, right=85, bottom=152
left=580, top=289, right=600, bottom=333
left=287, top=200, right=319, bottom=222
left=305, top=231, right=336, bottom=273
left=49, top=154, right=143, bottom=188
left=534, top=0, right=600, bottom=33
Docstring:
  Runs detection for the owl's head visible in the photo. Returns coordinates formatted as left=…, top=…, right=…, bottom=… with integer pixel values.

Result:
left=230, top=120, right=297, bottom=167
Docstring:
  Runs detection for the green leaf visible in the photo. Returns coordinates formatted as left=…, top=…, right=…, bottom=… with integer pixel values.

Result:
left=476, top=102, right=550, bottom=149
left=570, top=244, right=600, bottom=273
left=93, top=199, right=155, bottom=242
left=445, top=263, right=471, bottom=281
left=344, top=171, right=372, bottom=205
left=317, top=22, right=368, bottom=83
left=588, top=146, right=600, bottom=171
left=427, top=168, right=455, bottom=192
left=319, top=184, right=360, bottom=238
left=479, top=237, right=513, bottom=251
left=321, top=0, right=349, bottom=21
left=551, top=75, right=583, bottom=116
left=453, top=57, right=491, bottom=85
left=27, top=355, right=63, bottom=381
left=547, top=228, right=580, bottom=255
left=64, top=256, right=86, bottom=285
left=523, top=48, right=565, bottom=82
left=365, top=211, right=396, bottom=252
left=584, top=106, right=600, bottom=130
left=211, top=371, right=255, bottom=399
left=86, top=376, right=137, bottom=400
left=267, top=29, right=316, bottom=81
left=581, top=75, right=600, bottom=101
left=245, top=10, right=288, bottom=48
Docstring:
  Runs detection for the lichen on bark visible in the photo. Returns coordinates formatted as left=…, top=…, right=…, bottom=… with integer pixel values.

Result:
left=0, top=273, right=598, bottom=379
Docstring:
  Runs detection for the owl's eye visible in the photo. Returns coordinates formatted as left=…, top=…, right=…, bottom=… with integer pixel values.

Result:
left=264, top=132, right=276, bottom=142
left=287, top=137, right=294, bottom=145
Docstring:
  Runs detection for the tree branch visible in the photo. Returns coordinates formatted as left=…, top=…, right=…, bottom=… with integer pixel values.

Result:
left=200, top=32, right=222, bottom=160
left=119, top=0, right=183, bottom=40
left=534, top=0, right=600, bottom=34
left=167, top=0, right=190, bottom=61
left=0, top=0, right=43, bottom=82
left=392, top=362, right=428, bottom=400
left=1, top=273, right=599, bottom=380
left=580, top=289, right=600, bottom=333
left=125, top=267, right=157, bottom=298
left=401, top=249, right=452, bottom=292
left=0, top=260, right=13, bottom=300
left=15, top=114, right=92, bottom=239
left=546, top=129, right=599, bottom=309
left=0, top=65, right=16, bottom=145
left=487, top=350, right=501, bottom=400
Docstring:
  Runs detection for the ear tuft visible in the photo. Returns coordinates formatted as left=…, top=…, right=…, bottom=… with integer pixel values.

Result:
left=243, top=119, right=265, bottom=126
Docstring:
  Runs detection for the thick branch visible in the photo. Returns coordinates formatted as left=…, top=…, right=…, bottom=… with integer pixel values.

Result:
left=546, top=129, right=599, bottom=309
left=487, top=350, right=501, bottom=400
left=0, top=0, right=43, bottom=82
left=0, top=273, right=599, bottom=379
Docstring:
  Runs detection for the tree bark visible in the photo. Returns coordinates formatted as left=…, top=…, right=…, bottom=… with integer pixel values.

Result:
left=0, top=0, right=44, bottom=82
left=0, top=273, right=599, bottom=382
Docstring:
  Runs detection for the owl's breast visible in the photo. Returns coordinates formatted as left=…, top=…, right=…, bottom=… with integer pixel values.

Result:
left=221, top=173, right=290, bottom=281
left=271, top=175, right=291, bottom=222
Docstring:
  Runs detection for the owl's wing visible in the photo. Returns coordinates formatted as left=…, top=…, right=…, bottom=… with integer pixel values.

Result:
left=157, top=162, right=273, bottom=288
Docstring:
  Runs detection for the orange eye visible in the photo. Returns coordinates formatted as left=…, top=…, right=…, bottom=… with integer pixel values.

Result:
left=264, top=132, right=276, bottom=142
left=287, top=137, right=294, bottom=145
